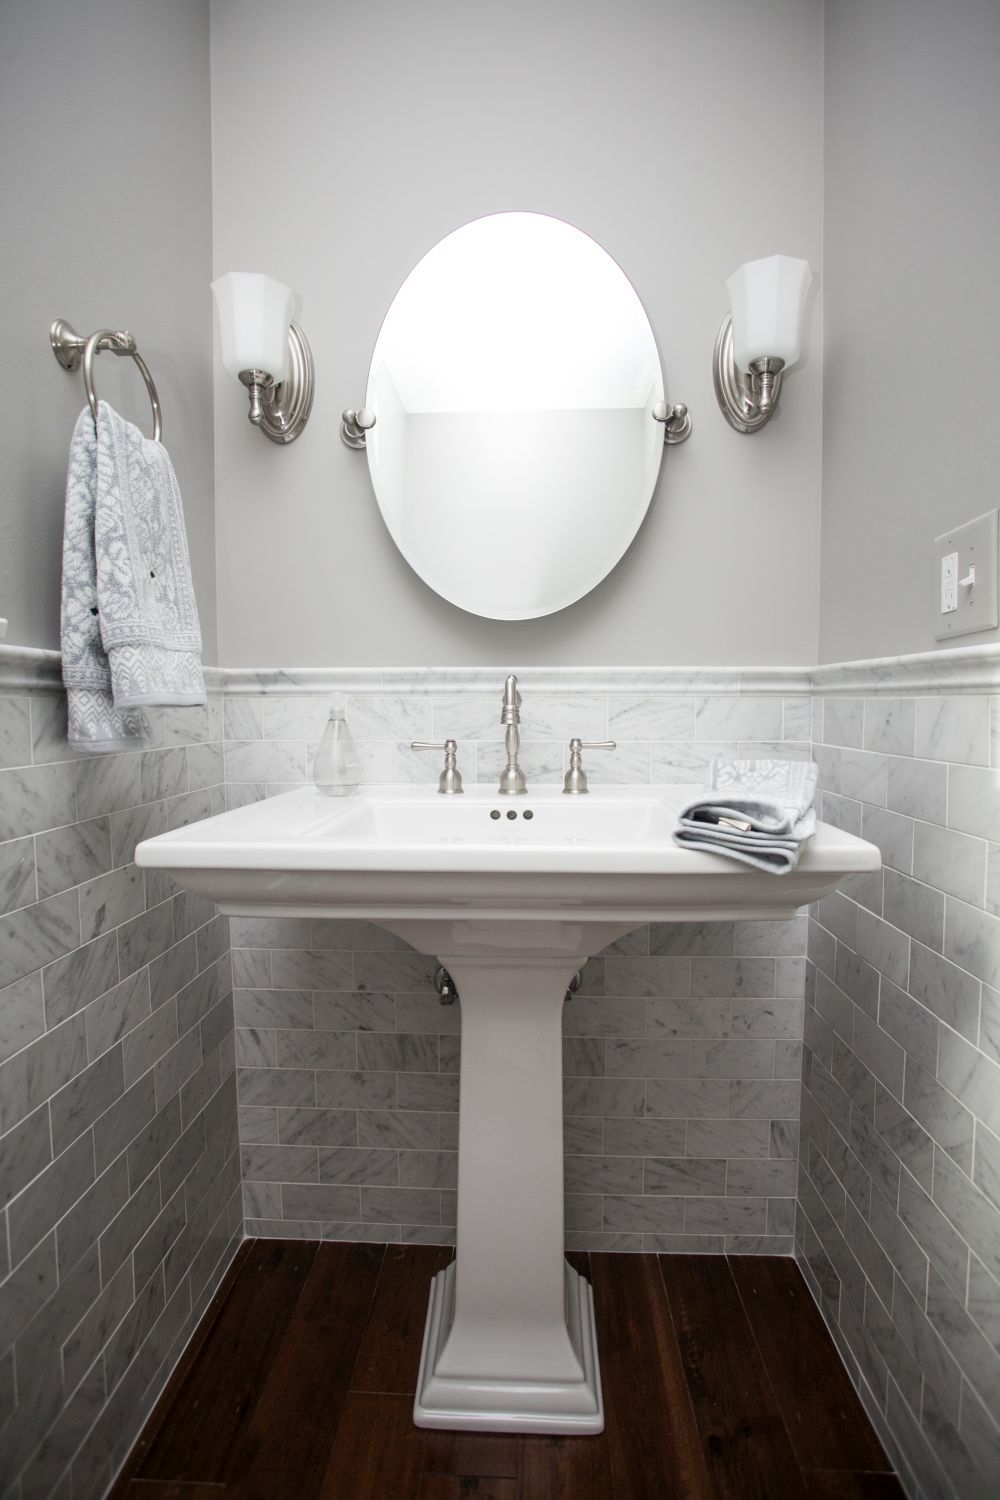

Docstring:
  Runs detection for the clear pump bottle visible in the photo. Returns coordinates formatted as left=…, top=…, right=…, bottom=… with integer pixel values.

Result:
left=314, top=704, right=361, bottom=796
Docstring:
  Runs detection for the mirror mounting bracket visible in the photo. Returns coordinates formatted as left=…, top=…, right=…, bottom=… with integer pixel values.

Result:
left=652, top=401, right=692, bottom=445
left=341, top=407, right=376, bottom=448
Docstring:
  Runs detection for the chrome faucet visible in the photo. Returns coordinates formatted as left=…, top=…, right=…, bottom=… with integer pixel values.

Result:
left=497, top=674, right=527, bottom=795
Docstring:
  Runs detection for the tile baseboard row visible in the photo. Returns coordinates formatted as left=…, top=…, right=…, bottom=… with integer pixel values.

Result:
left=3, top=643, right=998, bottom=697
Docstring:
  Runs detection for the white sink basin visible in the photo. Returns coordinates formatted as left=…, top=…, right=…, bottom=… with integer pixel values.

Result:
left=136, top=782, right=879, bottom=1437
left=134, top=782, right=878, bottom=929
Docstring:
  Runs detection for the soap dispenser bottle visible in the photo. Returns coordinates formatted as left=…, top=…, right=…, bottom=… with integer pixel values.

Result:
left=314, top=703, right=361, bottom=796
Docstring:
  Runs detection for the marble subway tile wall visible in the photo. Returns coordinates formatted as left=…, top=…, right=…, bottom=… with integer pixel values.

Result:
left=798, top=689, right=1000, bottom=1500
left=225, top=678, right=811, bottom=1253
left=0, top=679, right=240, bottom=1500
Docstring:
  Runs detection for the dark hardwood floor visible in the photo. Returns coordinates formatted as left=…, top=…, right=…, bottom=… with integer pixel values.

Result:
left=110, top=1241, right=903, bottom=1500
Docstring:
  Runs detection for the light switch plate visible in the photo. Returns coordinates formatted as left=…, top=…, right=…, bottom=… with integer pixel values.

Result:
left=933, top=509, right=999, bottom=641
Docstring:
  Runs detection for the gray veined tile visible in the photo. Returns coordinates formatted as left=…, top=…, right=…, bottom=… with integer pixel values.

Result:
left=861, top=805, right=914, bottom=875
left=933, top=1149, right=1000, bottom=1286
left=819, top=792, right=862, bottom=838
left=856, top=909, right=910, bottom=990
left=0, top=761, right=77, bottom=842
left=188, top=741, right=224, bottom=792
left=0, top=1104, right=52, bottom=1210
left=916, top=696, right=992, bottom=767
left=603, top=956, right=691, bottom=998
left=649, top=921, right=734, bottom=957
left=651, top=741, right=732, bottom=784
left=695, top=697, right=781, bottom=742
left=689, top=1039, right=773, bottom=1078
left=877, top=979, right=939, bottom=1075
left=913, top=821, right=988, bottom=908
left=50, top=1045, right=125, bottom=1155
left=34, top=816, right=113, bottom=900
left=562, top=1076, right=644, bottom=1118
left=224, top=697, right=263, bottom=742
left=78, top=863, right=145, bottom=942
left=840, top=748, right=887, bottom=807
left=645, top=995, right=730, bottom=1039
left=602, top=1195, right=685, bottom=1234
left=822, top=699, right=864, bottom=750
left=886, top=756, right=948, bottom=825
left=686, top=1119, right=770, bottom=1158
left=904, top=1056, right=974, bottom=1171
left=988, top=843, right=1000, bottom=917
left=7, top=1131, right=96, bottom=1266
left=224, top=739, right=307, bottom=784
left=691, top=957, right=776, bottom=997
left=0, top=836, right=35, bottom=917
left=140, top=747, right=188, bottom=804
left=0, top=696, right=31, bottom=768
left=864, top=699, right=915, bottom=757
left=276, top=1029, right=357, bottom=1070
left=645, top=1078, right=729, bottom=1118
left=75, top=752, right=143, bottom=820
left=937, top=1030, right=1000, bottom=1137
left=608, top=696, right=695, bottom=741
left=944, top=896, right=1000, bottom=989
left=282, top=1182, right=363, bottom=1223
left=0, top=973, right=45, bottom=1066
left=604, top=1038, right=689, bottom=1078
left=884, top=869, right=944, bottom=952
left=730, top=995, right=803, bottom=1039
left=0, top=889, right=80, bottom=990
left=645, top=1157, right=725, bottom=1196
left=908, top=941, right=980, bottom=1041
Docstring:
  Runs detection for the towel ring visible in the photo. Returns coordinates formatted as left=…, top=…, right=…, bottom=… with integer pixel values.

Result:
left=50, top=319, right=163, bottom=442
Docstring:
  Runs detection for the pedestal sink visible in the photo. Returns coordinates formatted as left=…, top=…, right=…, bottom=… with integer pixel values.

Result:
left=136, top=783, right=880, bottom=1434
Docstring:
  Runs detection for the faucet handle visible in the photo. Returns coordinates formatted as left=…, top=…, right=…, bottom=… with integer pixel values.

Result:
left=562, top=738, right=616, bottom=795
left=410, top=739, right=464, bottom=795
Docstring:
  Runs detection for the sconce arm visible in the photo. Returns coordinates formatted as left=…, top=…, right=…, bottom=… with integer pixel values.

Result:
left=712, top=314, right=786, bottom=434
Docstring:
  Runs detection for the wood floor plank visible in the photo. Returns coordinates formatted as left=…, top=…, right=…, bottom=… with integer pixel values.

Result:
left=349, top=1243, right=454, bottom=1395
left=729, top=1257, right=894, bottom=1474
left=419, top=1478, right=520, bottom=1499
left=221, top=1241, right=385, bottom=1500
left=109, top=1243, right=253, bottom=1493
left=118, top=1483, right=227, bottom=1496
left=320, top=1392, right=451, bottom=1499
left=659, top=1254, right=810, bottom=1500
left=321, top=1393, right=613, bottom=1500
left=590, top=1251, right=713, bottom=1500
left=803, top=1471, right=907, bottom=1498
left=138, top=1239, right=318, bottom=1483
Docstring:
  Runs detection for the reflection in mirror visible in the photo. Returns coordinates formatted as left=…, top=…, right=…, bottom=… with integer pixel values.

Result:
left=364, top=213, right=666, bottom=620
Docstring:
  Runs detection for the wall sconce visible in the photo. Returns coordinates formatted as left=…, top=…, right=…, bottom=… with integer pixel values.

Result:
left=211, top=272, right=315, bottom=444
left=712, top=255, right=812, bottom=433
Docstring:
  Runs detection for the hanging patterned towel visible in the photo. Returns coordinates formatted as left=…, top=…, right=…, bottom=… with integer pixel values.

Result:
left=61, top=402, right=205, bottom=752
left=672, top=756, right=819, bottom=874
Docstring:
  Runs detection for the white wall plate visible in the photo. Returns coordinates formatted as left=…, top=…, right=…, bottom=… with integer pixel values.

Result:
left=933, top=510, right=999, bottom=641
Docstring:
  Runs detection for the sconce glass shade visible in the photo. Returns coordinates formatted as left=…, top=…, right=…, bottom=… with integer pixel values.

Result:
left=211, top=272, right=294, bottom=384
left=725, top=255, right=812, bottom=373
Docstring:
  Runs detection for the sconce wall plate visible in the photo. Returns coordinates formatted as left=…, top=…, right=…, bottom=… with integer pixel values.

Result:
left=712, top=314, right=786, bottom=434
left=244, top=320, right=315, bottom=445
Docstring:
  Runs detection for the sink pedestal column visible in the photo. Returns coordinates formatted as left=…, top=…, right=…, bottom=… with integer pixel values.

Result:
left=412, top=951, right=603, bottom=1434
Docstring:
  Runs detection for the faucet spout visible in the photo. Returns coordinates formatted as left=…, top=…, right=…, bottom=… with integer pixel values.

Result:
left=498, top=674, right=527, bottom=795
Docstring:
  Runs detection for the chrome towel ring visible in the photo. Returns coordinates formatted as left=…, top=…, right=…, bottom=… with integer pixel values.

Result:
left=50, top=318, right=163, bottom=442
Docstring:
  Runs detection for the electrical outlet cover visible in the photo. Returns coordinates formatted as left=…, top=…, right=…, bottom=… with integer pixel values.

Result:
left=933, top=509, right=999, bottom=641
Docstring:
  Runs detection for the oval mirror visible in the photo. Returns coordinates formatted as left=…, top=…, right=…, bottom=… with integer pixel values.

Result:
left=364, top=212, right=665, bottom=620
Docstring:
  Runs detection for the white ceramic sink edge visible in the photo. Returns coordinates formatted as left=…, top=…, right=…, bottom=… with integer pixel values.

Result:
left=135, top=783, right=881, bottom=924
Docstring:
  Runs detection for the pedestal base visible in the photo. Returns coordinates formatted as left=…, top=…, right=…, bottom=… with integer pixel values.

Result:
left=413, top=1260, right=604, bottom=1434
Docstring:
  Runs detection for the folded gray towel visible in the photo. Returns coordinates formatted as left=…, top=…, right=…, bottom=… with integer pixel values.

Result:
left=673, top=757, right=819, bottom=874
left=61, top=402, right=205, bottom=753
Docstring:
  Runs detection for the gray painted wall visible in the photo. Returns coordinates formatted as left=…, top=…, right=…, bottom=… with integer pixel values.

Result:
left=0, top=0, right=218, bottom=662
left=820, top=0, right=1000, bottom=664
left=210, top=0, right=824, bottom=668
